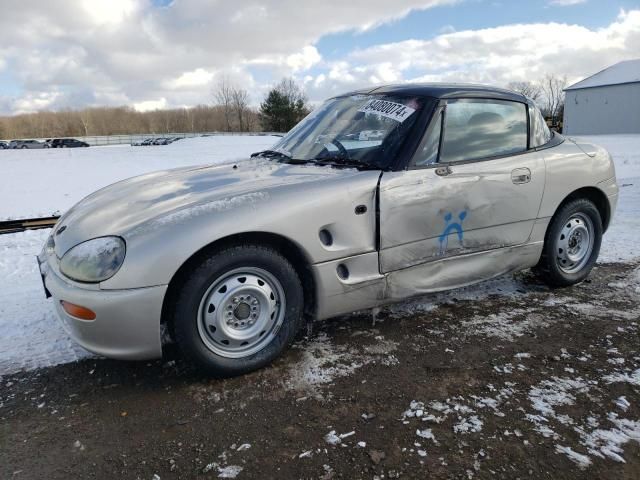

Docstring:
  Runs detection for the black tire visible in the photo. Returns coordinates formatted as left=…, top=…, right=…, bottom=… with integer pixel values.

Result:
left=170, top=244, right=304, bottom=377
left=536, top=198, right=603, bottom=288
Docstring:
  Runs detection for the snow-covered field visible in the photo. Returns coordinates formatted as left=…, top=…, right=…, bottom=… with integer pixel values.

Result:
left=0, top=134, right=638, bottom=376
left=0, top=135, right=279, bottom=220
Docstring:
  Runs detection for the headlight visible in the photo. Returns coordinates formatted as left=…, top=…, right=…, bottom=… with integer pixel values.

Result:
left=59, top=237, right=126, bottom=283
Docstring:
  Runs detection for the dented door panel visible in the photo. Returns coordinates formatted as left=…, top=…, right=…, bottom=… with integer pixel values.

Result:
left=379, top=151, right=546, bottom=274
left=385, top=242, right=543, bottom=300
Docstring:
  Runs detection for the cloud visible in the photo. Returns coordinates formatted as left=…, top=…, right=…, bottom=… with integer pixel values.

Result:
left=0, top=0, right=455, bottom=114
left=80, top=0, right=138, bottom=25
left=133, top=97, right=168, bottom=112
left=164, top=68, right=216, bottom=89
left=0, top=2, right=638, bottom=114
left=304, top=9, right=640, bottom=100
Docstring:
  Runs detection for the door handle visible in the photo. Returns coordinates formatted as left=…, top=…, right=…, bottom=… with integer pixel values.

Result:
left=435, top=165, right=452, bottom=177
left=511, top=168, right=531, bottom=184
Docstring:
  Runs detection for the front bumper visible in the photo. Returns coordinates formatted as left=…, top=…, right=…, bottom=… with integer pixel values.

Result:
left=39, top=255, right=167, bottom=360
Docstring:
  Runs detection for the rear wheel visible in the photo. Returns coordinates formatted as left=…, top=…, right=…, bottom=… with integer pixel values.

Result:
left=536, top=198, right=603, bottom=287
left=170, top=244, right=304, bottom=377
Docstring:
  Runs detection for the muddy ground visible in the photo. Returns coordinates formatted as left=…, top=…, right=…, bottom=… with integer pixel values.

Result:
left=2, top=262, right=639, bottom=480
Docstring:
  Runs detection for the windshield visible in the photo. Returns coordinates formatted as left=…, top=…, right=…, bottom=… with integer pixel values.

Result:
left=269, top=94, right=429, bottom=169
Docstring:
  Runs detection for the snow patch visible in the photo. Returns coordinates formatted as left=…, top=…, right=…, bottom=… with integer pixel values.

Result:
left=453, top=415, right=483, bottom=434
left=528, top=377, right=590, bottom=417
left=575, top=413, right=640, bottom=464
left=0, top=229, right=92, bottom=376
left=603, top=369, right=640, bottom=386
left=555, top=445, right=592, bottom=469
left=286, top=334, right=361, bottom=395
left=285, top=332, right=398, bottom=397
left=461, top=309, right=546, bottom=341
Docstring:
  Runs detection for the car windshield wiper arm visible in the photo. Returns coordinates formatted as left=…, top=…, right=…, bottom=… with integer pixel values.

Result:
left=251, top=150, right=320, bottom=165
left=314, top=155, right=377, bottom=170
left=251, top=149, right=292, bottom=160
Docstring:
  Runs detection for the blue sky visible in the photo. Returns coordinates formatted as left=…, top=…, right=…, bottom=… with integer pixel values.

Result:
left=0, top=0, right=639, bottom=113
left=317, top=0, right=640, bottom=60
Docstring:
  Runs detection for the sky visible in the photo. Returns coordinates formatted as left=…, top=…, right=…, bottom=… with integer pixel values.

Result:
left=0, top=0, right=638, bottom=114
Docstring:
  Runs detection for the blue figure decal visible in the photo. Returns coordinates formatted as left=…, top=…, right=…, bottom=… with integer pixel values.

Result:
left=438, top=210, right=467, bottom=255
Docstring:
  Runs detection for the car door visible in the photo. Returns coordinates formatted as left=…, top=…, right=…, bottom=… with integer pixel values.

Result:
left=379, top=98, right=546, bottom=289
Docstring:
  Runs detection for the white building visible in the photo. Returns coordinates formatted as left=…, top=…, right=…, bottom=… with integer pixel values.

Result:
left=563, top=59, right=640, bottom=135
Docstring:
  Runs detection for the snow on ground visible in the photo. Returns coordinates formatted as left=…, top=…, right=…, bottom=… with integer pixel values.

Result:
left=0, top=228, right=91, bottom=374
left=394, top=286, right=640, bottom=469
left=0, top=135, right=279, bottom=220
left=0, top=134, right=638, bottom=376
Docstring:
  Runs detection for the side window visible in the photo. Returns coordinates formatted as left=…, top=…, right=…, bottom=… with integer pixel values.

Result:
left=530, top=105, right=552, bottom=148
left=414, top=110, right=442, bottom=167
left=440, top=99, right=528, bottom=163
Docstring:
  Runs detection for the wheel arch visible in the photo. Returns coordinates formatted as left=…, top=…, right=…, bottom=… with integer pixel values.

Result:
left=161, top=231, right=316, bottom=339
left=554, top=186, right=611, bottom=232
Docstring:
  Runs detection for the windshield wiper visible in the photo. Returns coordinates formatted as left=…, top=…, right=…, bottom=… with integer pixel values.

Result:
left=251, top=149, right=292, bottom=160
left=314, top=155, right=378, bottom=170
left=251, top=149, right=320, bottom=165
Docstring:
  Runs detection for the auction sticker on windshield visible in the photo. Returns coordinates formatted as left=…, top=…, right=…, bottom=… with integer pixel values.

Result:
left=358, top=99, right=416, bottom=122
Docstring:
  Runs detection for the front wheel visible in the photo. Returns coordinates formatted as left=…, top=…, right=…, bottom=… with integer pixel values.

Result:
left=170, top=244, right=304, bottom=377
left=536, top=198, right=603, bottom=288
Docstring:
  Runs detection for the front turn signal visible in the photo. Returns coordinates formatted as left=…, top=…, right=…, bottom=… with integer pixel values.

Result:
left=61, top=301, right=96, bottom=321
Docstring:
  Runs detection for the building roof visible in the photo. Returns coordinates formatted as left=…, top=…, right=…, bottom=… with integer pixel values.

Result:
left=566, top=59, right=640, bottom=91
left=338, top=83, right=528, bottom=103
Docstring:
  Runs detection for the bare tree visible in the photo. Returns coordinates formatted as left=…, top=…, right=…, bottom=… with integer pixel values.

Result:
left=541, top=74, right=568, bottom=126
left=213, top=77, right=234, bottom=132
left=506, top=81, right=542, bottom=102
left=78, top=109, right=91, bottom=136
left=184, top=107, right=195, bottom=133
left=231, top=88, right=251, bottom=132
left=212, top=77, right=256, bottom=132
left=275, top=78, right=308, bottom=107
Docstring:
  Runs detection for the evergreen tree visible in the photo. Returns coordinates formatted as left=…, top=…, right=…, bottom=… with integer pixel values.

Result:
left=259, top=78, right=309, bottom=132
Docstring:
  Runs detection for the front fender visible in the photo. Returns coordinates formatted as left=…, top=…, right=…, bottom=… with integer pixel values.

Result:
left=100, top=171, right=380, bottom=290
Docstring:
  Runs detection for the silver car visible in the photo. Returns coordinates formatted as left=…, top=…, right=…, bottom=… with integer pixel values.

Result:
left=38, top=84, right=618, bottom=376
left=9, top=139, right=45, bottom=149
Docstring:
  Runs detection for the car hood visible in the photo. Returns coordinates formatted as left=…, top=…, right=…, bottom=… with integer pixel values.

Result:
left=53, top=158, right=365, bottom=256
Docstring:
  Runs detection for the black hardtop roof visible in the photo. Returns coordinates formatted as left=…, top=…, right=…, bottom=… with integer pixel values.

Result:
left=338, top=83, right=529, bottom=103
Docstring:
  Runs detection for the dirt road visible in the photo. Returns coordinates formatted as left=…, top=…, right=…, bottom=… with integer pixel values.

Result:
left=2, top=263, right=639, bottom=479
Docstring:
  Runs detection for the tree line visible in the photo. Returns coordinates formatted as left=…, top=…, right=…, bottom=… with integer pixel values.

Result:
left=0, top=105, right=257, bottom=140
left=1, top=74, right=568, bottom=140
left=0, top=77, right=311, bottom=140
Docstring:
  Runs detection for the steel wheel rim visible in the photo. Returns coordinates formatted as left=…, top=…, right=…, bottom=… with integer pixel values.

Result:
left=197, top=267, right=285, bottom=359
left=555, top=213, right=594, bottom=274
